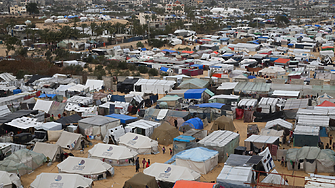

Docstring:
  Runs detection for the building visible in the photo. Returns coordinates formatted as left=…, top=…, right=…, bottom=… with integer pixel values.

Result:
left=165, top=1, right=184, bottom=14
left=179, top=0, right=197, bottom=7
left=9, top=5, right=26, bottom=14
left=138, top=12, right=166, bottom=28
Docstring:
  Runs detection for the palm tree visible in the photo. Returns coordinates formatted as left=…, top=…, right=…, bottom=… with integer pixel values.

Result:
left=90, top=22, right=97, bottom=36
left=81, top=23, right=88, bottom=35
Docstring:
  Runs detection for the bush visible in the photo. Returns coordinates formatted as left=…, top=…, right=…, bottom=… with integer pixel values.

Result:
left=148, top=68, right=158, bottom=76
left=136, top=41, right=144, bottom=48
left=161, top=72, right=168, bottom=76
left=93, top=65, right=106, bottom=80
left=128, top=64, right=137, bottom=71
left=117, top=61, right=128, bottom=70
left=148, top=39, right=167, bottom=48
left=88, top=67, right=93, bottom=72
left=138, top=66, right=148, bottom=73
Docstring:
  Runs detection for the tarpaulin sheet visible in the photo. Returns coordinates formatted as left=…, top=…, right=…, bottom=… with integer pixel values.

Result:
left=105, top=114, right=137, bottom=124
left=184, top=88, right=206, bottom=99
left=195, top=103, right=224, bottom=109
left=236, top=108, right=244, bottom=119
left=111, top=95, right=126, bottom=102
left=254, top=111, right=284, bottom=122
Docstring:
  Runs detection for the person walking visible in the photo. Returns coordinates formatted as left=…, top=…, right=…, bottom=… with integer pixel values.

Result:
left=174, top=119, right=178, bottom=129
left=162, top=146, right=165, bottom=154
left=135, top=157, right=139, bottom=172
left=169, top=148, right=172, bottom=155
left=142, top=158, right=146, bottom=168
left=146, top=159, right=150, bottom=168
left=330, top=135, right=333, bottom=145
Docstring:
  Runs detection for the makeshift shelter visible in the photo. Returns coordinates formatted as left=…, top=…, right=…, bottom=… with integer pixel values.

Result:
left=33, top=99, right=53, bottom=113
left=173, top=135, right=197, bottom=155
left=117, top=78, right=139, bottom=93
left=150, top=121, right=179, bottom=146
left=78, top=115, right=120, bottom=140
left=178, top=78, right=209, bottom=89
left=34, top=122, right=62, bottom=131
left=184, top=88, right=214, bottom=103
left=283, top=99, right=309, bottom=119
left=293, top=126, right=319, bottom=147
left=85, top=79, right=104, bottom=91
left=57, top=156, right=113, bottom=179
left=56, top=131, right=84, bottom=150
left=6, top=117, right=42, bottom=130
left=30, top=173, right=93, bottom=188
left=198, top=130, right=239, bottom=162
left=211, top=115, right=236, bottom=132
left=209, top=94, right=239, bottom=105
left=258, top=98, right=279, bottom=113
left=157, top=95, right=182, bottom=108
left=119, top=133, right=159, bottom=154
left=124, top=119, right=160, bottom=137
left=134, top=79, right=175, bottom=94
left=143, top=163, right=201, bottom=188
left=216, top=165, right=253, bottom=188
left=123, top=172, right=159, bottom=188
left=175, top=147, right=219, bottom=174
left=180, top=117, right=204, bottom=131
left=190, top=103, right=226, bottom=122
left=0, top=149, right=46, bottom=175
left=56, top=114, right=82, bottom=128
left=261, top=169, right=288, bottom=186
left=88, top=143, right=137, bottom=166
left=244, top=135, right=280, bottom=154
left=33, top=142, right=62, bottom=162
left=105, top=114, right=137, bottom=125
left=0, top=171, right=22, bottom=188
left=265, top=118, right=293, bottom=131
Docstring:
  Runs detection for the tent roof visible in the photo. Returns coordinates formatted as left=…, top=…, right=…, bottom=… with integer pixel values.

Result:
left=274, top=58, right=290, bottom=64
left=174, top=135, right=195, bottom=142
left=85, top=79, right=104, bottom=91
left=79, top=115, right=119, bottom=126
left=55, top=131, right=83, bottom=149
left=88, top=143, right=137, bottom=160
left=6, top=117, right=42, bottom=129
left=150, top=121, right=179, bottom=145
left=195, top=103, right=225, bottom=109
left=244, top=135, right=279, bottom=144
left=178, top=78, right=209, bottom=89
left=119, top=133, right=153, bottom=149
left=173, top=180, right=216, bottom=188
left=30, top=173, right=93, bottom=188
left=123, top=172, right=158, bottom=188
left=176, top=147, right=218, bottom=162
left=0, top=171, right=21, bottom=187
left=211, top=115, right=236, bottom=132
left=198, top=130, right=239, bottom=147
left=33, top=100, right=53, bottom=113
left=265, top=118, right=293, bottom=129
left=57, top=156, right=112, bottom=175
left=33, top=142, right=61, bottom=161
left=158, top=95, right=182, bottom=102
left=0, top=110, right=37, bottom=124
left=35, top=122, right=62, bottom=131
left=294, top=125, right=319, bottom=136
left=143, top=163, right=201, bottom=183
left=217, top=165, right=253, bottom=184
left=318, top=100, right=335, bottom=107
left=56, top=114, right=82, bottom=126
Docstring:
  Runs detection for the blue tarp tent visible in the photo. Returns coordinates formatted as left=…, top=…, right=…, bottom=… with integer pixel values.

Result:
left=195, top=103, right=224, bottom=109
left=184, top=88, right=206, bottom=99
left=190, top=64, right=204, bottom=69
left=38, top=94, right=56, bottom=98
left=176, top=147, right=218, bottom=162
left=111, top=95, right=125, bottom=102
left=160, top=67, right=170, bottom=72
left=141, top=48, right=147, bottom=51
left=180, top=117, right=203, bottom=130
left=222, top=53, right=234, bottom=57
left=173, top=135, right=195, bottom=142
left=105, top=114, right=137, bottom=124
left=13, top=89, right=22, bottom=95
left=162, top=49, right=177, bottom=53
left=287, top=43, right=294, bottom=47
left=248, top=75, right=256, bottom=79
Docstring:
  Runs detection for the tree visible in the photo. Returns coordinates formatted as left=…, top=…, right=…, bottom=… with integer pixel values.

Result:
left=73, top=17, right=80, bottom=28
left=136, top=41, right=144, bottom=48
left=4, top=36, right=21, bottom=57
left=45, top=50, right=52, bottom=62
left=90, top=22, right=97, bottom=36
left=148, top=68, right=158, bottom=76
left=26, top=3, right=39, bottom=15
left=138, top=66, right=148, bottom=73
left=81, top=23, right=88, bottom=35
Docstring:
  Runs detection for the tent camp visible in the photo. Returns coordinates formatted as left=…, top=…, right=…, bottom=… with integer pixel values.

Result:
left=180, top=117, right=204, bottom=131
left=123, top=172, right=159, bottom=188
left=143, top=163, right=201, bottom=188
left=57, top=156, right=114, bottom=179
left=216, top=165, right=253, bottom=188
left=88, top=143, right=137, bottom=166
left=30, top=173, right=93, bottom=188
left=33, top=142, right=62, bottom=162
left=150, top=121, right=180, bottom=145
left=0, top=171, right=22, bottom=188
left=119, top=133, right=159, bottom=154
left=0, top=149, right=46, bottom=175
left=198, top=130, right=240, bottom=162
left=125, top=119, right=160, bottom=137
left=78, top=115, right=120, bottom=140
left=175, top=147, right=219, bottom=174
left=55, top=131, right=84, bottom=150
left=211, top=115, right=236, bottom=132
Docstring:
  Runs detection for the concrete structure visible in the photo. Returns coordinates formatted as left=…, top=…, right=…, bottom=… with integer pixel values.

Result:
left=290, top=79, right=304, bottom=85
left=9, top=5, right=26, bottom=14
left=138, top=12, right=166, bottom=28
left=165, top=1, right=184, bottom=14
left=272, top=79, right=286, bottom=84
left=309, top=79, right=323, bottom=86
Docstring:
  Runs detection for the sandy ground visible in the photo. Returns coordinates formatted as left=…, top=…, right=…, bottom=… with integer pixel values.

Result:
left=20, top=119, right=334, bottom=188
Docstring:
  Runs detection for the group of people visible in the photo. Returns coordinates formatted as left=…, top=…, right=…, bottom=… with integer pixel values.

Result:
left=162, top=146, right=172, bottom=155
left=135, top=157, right=150, bottom=172
left=319, top=135, right=334, bottom=150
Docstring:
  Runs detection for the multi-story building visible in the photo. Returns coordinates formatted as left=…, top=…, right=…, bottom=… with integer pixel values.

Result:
left=165, top=1, right=184, bottom=14
left=179, top=0, right=197, bottom=7
left=9, top=5, right=26, bottom=14
left=138, top=12, right=166, bottom=28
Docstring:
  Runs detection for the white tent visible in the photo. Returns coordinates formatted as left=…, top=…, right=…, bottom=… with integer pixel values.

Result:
left=175, top=147, right=218, bottom=174
left=244, top=135, right=280, bottom=151
left=125, top=119, right=161, bottom=137
left=78, top=115, right=120, bottom=140
left=217, top=165, right=253, bottom=187
left=134, top=79, right=175, bottom=94
left=57, top=156, right=113, bottom=177
left=259, top=68, right=277, bottom=76
left=119, top=133, right=159, bottom=154
left=261, top=169, right=288, bottom=185
left=56, top=131, right=83, bottom=150
left=33, top=142, right=62, bottom=162
left=143, top=163, right=201, bottom=183
left=33, top=99, right=53, bottom=113
left=85, top=79, right=104, bottom=91
left=30, top=173, right=93, bottom=188
left=6, top=117, right=42, bottom=129
left=265, top=118, right=293, bottom=130
left=67, top=84, right=89, bottom=92
left=0, top=171, right=22, bottom=188
left=88, top=143, right=137, bottom=166
left=35, top=122, right=62, bottom=131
